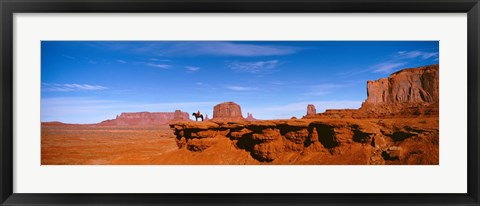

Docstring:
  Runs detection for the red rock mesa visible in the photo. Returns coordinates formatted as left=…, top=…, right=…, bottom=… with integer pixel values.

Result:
left=212, top=102, right=245, bottom=121
left=100, top=111, right=190, bottom=126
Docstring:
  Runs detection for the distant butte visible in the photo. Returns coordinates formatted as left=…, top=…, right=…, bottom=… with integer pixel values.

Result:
left=246, top=112, right=257, bottom=121
left=99, top=110, right=191, bottom=126
left=212, top=102, right=245, bottom=121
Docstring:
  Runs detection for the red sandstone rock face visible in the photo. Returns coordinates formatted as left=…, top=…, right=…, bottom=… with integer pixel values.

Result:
left=363, top=64, right=439, bottom=107
left=173, top=110, right=189, bottom=121
left=169, top=118, right=439, bottom=164
left=212, top=102, right=244, bottom=120
left=246, top=112, right=257, bottom=121
left=306, top=104, right=317, bottom=116
left=306, top=64, right=439, bottom=118
left=100, top=111, right=190, bottom=126
left=310, top=109, right=358, bottom=119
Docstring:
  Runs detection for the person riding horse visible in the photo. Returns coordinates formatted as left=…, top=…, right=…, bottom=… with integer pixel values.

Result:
left=192, top=110, right=204, bottom=121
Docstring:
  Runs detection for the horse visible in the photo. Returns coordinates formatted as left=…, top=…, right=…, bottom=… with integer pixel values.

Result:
left=192, top=113, right=204, bottom=121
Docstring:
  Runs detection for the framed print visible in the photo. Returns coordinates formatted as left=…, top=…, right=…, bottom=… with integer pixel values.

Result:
left=1, top=0, right=479, bottom=205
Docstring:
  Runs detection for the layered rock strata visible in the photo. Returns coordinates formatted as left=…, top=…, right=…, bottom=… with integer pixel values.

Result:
left=309, top=64, right=439, bottom=119
left=212, top=102, right=244, bottom=120
left=170, top=119, right=438, bottom=164
left=360, top=64, right=439, bottom=115
left=169, top=64, right=440, bottom=165
left=100, top=111, right=190, bottom=126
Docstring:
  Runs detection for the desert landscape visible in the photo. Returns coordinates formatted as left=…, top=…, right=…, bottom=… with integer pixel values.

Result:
left=42, top=64, right=439, bottom=165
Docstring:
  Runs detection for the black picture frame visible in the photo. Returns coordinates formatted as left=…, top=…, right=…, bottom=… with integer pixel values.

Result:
left=1, top=0, right=479, bottom=205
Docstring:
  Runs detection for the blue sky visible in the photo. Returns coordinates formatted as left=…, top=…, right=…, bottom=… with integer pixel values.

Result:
left=41, top=41, right=439, bottom=123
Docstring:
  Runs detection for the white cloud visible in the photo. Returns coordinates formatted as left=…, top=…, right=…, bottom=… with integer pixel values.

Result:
left=369, top=50, right=439, bottom=73
left=366, top=50, right=439, bottom=74
left=149, top=58, right=171, bottom=62
left=145, top=63, right=171, bottom=69
left=225, top=85, right=257, bottom=91
left=185, top=66, right=200, bottom=72
left=372, top=62, right=407, bottom=73
left=229, top=60, right=280, bottom=73
left=116, top=59, right=127, bottom=64
left=42, top=83, right=107, bottom=92
left=163, top=42, right=301, bottom=57
left=397, top=50, right=438, bottom=59
left=91, top=42, right=301, bottom=57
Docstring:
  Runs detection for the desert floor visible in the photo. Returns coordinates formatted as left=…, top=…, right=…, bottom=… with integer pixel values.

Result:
left=41, top=124, right=179, bottom=165
left=42, top=123, right=260, bottom=165
left=41, top=117, right=438, bottom=165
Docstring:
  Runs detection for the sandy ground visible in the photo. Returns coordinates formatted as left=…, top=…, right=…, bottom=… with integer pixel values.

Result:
left=41, top=124, right=179, bottom=165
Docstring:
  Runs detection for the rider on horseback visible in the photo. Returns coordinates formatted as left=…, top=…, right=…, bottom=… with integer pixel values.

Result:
left=192, top=110, right=204, bottom=121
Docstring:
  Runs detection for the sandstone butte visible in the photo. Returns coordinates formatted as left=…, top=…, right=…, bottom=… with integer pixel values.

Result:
left=212, top=101, right=244, bottom=120
left=246, top=112, right=257, bottom=121
left=99, top=110, right=191, bottom=126
left=169, top=64, right=439, bottom=165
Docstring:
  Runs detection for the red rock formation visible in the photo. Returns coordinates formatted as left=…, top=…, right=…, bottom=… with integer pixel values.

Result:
left=166, top=64, right=439, bottom=165
left=306, top=104, right=317, bottom=116
left=314, top=109, right=358, bottom=119
left=41, top=121, right=68, bottom=126
left=304, top=64, right=439, bottom=119
left=361, top=64, right=439, bottom=114
left=170, top=118, right=438, bottom=164
left=212, top=102, right=244, bottom=120
left=173, top=110, right=188, bottom=121
left=100, top=111, right=190, bottom=126
left=246, top=112, right=257, bottom=121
